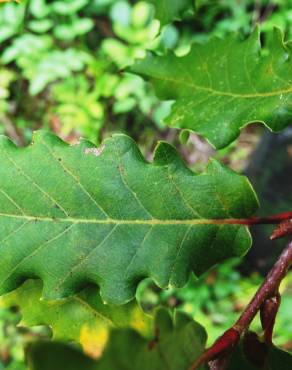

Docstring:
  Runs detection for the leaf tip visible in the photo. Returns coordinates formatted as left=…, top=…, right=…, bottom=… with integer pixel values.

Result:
left=153, top=140, right=186, bottom=168
left=31, top=130, right=64, bottom=148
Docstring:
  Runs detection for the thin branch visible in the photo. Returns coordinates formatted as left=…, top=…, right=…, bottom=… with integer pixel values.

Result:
left=234, top=240, right=292, bottom=332
left=189, top=240, right=292, bottom=370
left=259, top=1, right=276, bottom=24
left=252, top=0, right=262, bottom=28
left=252, top=0, right=275, bottom=28
left=2, top=117, right=24, bottom=146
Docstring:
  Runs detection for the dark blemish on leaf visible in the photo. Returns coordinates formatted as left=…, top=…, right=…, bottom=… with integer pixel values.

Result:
left=58, top=158, right=62, bottom=162
left=84, top=145, right=105, bottom=157
left=148, top=327, right=160, bottom=350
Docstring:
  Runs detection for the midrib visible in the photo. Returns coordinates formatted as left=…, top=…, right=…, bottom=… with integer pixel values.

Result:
left=148, top=73, right=292, bottom=98
left=0, top=212, right=245, bottom=226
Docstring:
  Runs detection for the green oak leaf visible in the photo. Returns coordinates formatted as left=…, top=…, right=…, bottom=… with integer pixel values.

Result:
left=146, top=0, right=195, bottom=26
left=227, top=331, right=292, bottom=370
left=0, top=279, right=152, bottom=358
left=27, top=309, right=207, bottom=370
left=0, top=131, right=258, bottom=304
left=130, top=28, right=292, bottom=149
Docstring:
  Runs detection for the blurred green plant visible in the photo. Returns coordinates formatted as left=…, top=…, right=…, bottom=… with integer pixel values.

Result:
left=1, top=0, right=292, bottom=146
left=0, top=305, right=50, bottom=370
left=0, top=0, right=170, bottom=144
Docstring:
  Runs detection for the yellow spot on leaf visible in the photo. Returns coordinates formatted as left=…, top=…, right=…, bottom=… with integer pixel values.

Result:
left=80, top=324, right=109, bottom=359
left=130, top=306, right=152, bottom=336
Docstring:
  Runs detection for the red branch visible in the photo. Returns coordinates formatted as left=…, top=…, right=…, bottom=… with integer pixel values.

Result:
left=234, top=240, right=292, bottom=331
left=189, top=240, right=292, bottom=370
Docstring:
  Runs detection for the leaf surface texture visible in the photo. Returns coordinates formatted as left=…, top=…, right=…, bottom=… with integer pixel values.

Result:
left=131, top=29, right=292, bottom=148
left=0, top=131, right=257, bottom=303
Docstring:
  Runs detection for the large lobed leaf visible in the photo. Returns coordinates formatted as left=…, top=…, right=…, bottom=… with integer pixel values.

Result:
left=146, top=0, right=195, bottom=26
left=0, top=279, right=152, bottom=358
left=130, top=28, right=292, bottom=149
left=0, top=131, right=257, bottom=304
left=27, top=309, right=208, bottom=370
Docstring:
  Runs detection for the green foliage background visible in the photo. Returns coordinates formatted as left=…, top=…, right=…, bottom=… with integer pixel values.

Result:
left=0, top=0, right=291, bottom=369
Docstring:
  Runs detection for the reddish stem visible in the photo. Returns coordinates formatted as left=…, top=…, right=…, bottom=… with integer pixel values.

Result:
left=271, top=219, right=292, bottom=240
left=219, top=211, right=292, bottom=226
left=189, top=329, right=239, bottom=370
left=234, top=240, right=292, bottom=332
left=189, top=240, right=292, bottom=370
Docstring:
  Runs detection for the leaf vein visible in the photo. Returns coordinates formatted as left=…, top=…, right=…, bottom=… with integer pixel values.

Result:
left=2, top=151, right=69, bottom=217
left=54, top=224, right=118, bottom=292
left=145, top=73, right=292, bottom=98
left=0, top=224, right=75, bottom=290
left=41, top=139, right=110, bottom=219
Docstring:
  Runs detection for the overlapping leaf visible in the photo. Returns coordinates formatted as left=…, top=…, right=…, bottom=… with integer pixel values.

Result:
left=146, top=0, right=195, bottom=26
left=0, top=131, right=258, bottom=304
left=0, top=279, right=152, bottom=358
left=27, top=319, right=292, bottom=370
left=131, top=28, right=292, bottom=149
left=27, top=309, right=207, bottom=370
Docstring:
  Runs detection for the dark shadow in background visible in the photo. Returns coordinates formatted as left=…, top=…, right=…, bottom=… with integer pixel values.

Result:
left=242, top=127, right=292, bottom=275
